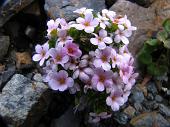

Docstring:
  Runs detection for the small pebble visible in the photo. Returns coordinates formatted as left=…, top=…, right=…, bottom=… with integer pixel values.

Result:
left=155, top=95, right=163, bottom=102
left=33, top=73, right=43, bottom=82
left=131, top=91, right=144, bottom=103
left=147, top=93, right=154, bottom=101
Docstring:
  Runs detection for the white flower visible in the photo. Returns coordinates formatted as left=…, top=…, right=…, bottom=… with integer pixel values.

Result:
left=72, top=12, right=99, bottom=33
left=90, top=29, right=112, bottom=49
left=73, top=7, right=93, bottom=15
left=97, top=13, right=110, bottom=29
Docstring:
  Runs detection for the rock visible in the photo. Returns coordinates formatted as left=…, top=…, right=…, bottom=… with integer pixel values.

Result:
left=113, top=112, right=129, bottom=125
left=147, top=93, right=154, bottom=101
left=0, top=64, right=5, bottom=72
left=124, top=105, right=136, bottom=118
left=134, top=103, right=143, bottom=112
left=155, top=95, right=163, bottom=102
left=127, top=0, right=154, bottom=7
left=0, top=74, right=52, bottom=127
left=110, top=0, right=170, bottom=55
left=15, top=52, right=33, bottom=69
left=159, top=104, right=170, bottom=117
left=167, top=90, right=170, bottom=96
left=22, top=1, right=41, bottom=16
left=0, top=65, right=16, bottom=90
left=130, top=90, right=144, bottom=103
left=44, top=0, right=106, bottom=21
left=51, top=106, right=81, bottom=127
left=143, top=101, right=159, bottom=110
left=33, top=73, right=43, bottom=82
left=0, top=0, right=35, bottom=27
left=130, top=112, right=170, bottom=127
left=147, top=82, right=158, bottom=95
left=0, top=36, right=10, bottom=60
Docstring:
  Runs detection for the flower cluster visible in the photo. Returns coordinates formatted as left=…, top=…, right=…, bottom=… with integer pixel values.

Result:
left=33, top=7, right=138, bottom=122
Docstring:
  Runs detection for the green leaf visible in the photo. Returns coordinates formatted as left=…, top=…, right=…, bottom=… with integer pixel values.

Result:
left=48, top=38, right=56, bottom=48
left=163, top=39, right=170, bottom=49
left=138, top=51, right=152, bottom=65
left=145, top=39, right=158, bottom=46
left=163, top=19, right=170, bottom=33
left=157, top=30, right=168, bottom=42
left=147, top=63, right=168, bottom=76
left=142, top=43, right=157, bottom=53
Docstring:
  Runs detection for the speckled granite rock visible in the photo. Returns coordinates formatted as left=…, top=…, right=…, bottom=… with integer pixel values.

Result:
left=110, top=0, right=170, bottom=55
left=44, top=0, right=106, bottom=21
left=0, top=74, right=52, bottom=127
left=0, top=0, right=35, bottom=27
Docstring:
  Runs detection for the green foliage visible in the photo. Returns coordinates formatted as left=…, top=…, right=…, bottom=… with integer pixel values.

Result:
left=138, top=19, right=170, bottom=77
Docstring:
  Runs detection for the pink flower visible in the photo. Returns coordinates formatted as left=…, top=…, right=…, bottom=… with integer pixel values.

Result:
left=32, top=43, right=49, bottom=66
left=47, top=19, right=60, bottom=37
left=69, top=83, right=80, bottom=94
left=118, top=15, right=137, bottom=31
left=91, top=68, right=113, bottom=92
left=102, top=9, right=116, bottom=20
left=59, top=18, right=70, bottom=30
left=124, top=73, right=138, bottom=91
left=49, top=70, right=74, bottom=91
left=114, top=29, right=131, bottom=45
left=93, top=47, right=111, bottom=71
left=64, top=57, right=78, bottom=70
left=97, top=13, right=110, bottom=29
left=57, top=29, right=73, bottom=47
left=90, top=29, right=112, bottom=49
left=119, top=64, right=133, bottom=84
left=89, top=112, right=112, bottom=123
left=73, top=12, right=99, bottom=33
left=73, top=67, right=94, bottom=82
left=111, top=48, right=122, bottom=68
left=65, top=42, right=82, bottom=58
left=48, top=48, right=69, bottom=67
left=106, top=90, right=124, bottom=111
left=73, top=7, right=93, bottom=15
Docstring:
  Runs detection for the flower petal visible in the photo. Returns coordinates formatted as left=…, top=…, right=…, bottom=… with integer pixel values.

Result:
left=103, top=37, right=112, bottom=44
left=97, top=82, right=105, bottom=91
left=32, top=54, right=42, bottom=61
left=85, top=26, right=94, bottom=33
left=90, top=38, right=99, bottom=45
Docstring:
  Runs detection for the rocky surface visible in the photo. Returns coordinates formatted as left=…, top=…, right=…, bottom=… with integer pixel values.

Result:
left=110, top=0, right=170, bottom=55
left=0, top=0, right=35, bottom=27
left=130, top=112, right=169, bottom=127
left=0, top=74, right=52, bottom=127
left=0, top=36, right=10, bottom=60
left=44, top=0, right=106, bottom=21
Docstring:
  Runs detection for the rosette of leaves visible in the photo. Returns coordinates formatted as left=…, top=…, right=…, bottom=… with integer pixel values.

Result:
left=138, top=19, right=170, bottom=77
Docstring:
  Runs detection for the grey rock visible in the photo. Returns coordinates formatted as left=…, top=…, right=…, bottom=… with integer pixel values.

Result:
left=147, top=82, right=158, bottom=95
left=143, top=101, right=158, bottom=110
left=110, top=0, right=170, bottom=55
left=134, top=102, right=143, bottom=112
left=130, top=112, right=170, bottom=127
left=159, top=104, right=170, bottom=117
left=147, top=93, right=154, bottom=101
left=113, top=112, right=129, bottom=125
left=33, top=73, right=43, bottom=82
left=131, top=90, right=144, bottom=103
left=0, top=74, right=52, bottom=127
left=167, top=90, right=170, bottom=96
left=44, top=0, right=106, bottom=21
left=0, top=0, right=35, bottom=27
left=155, top=95, right=163, bottom=102
left=0, top=36, right=10, bottom=60
left=51, top=106, right=80, bottom=127
left=0, top=65, right=16, bottom=90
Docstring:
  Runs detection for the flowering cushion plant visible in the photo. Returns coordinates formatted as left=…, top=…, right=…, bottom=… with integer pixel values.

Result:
left=33, top=7, right=138, bottom=123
